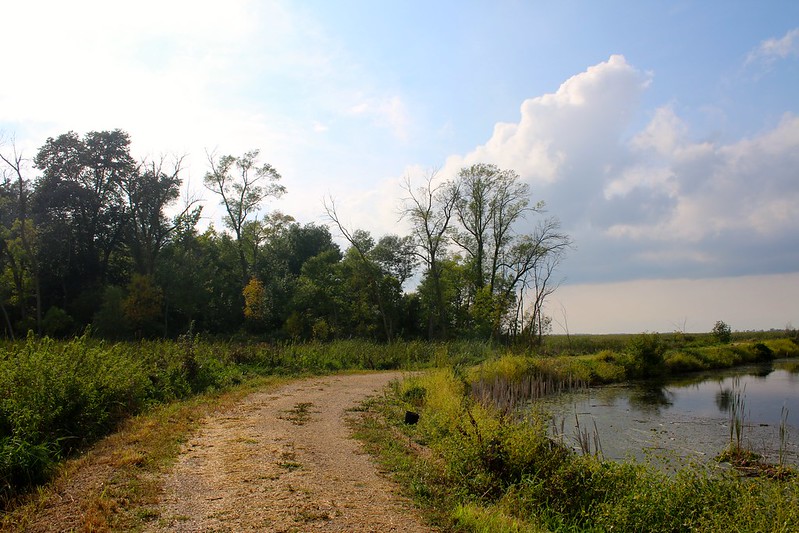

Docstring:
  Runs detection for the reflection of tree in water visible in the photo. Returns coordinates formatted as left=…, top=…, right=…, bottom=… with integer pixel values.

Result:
left=716, top=388, right=733, bottom=413
left=628, top=382, right=674, bottom=413
left=752, top=363, right=774, bottom=378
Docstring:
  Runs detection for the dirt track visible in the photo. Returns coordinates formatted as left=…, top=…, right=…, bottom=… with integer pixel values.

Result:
left=147, top=372, right=431, bottom=532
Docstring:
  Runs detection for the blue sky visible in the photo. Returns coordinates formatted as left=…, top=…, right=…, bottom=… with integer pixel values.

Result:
left=1, top=1, right=798, bottom=333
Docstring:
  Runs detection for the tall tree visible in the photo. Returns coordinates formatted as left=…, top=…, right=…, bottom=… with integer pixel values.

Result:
left=0, top=142, right=41, bottom=335
left=401, top=171, right=458, bottom=339
left=204, top=150, right=285, bottom=286
left=32, top=130, right=135, bottom=317
left=451, top=163, right=537, bottom=295
left=504, top=217, right=572, bottom=344
left=122, top=155, right=199, bottom=276
left=369, top=234, right=417, bottom=287
left=324, top=197, right=394, bottom=342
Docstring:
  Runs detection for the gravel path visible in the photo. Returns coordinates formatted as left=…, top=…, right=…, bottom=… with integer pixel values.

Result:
left=148, top=372, right=431, bottom=532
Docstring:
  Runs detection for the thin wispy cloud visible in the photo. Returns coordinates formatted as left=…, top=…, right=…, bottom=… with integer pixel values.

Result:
left=745, top=27, right=799, bottom=66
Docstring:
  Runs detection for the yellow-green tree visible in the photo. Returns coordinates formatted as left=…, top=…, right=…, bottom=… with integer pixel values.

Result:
left=242, top=277, right=266, bottom=323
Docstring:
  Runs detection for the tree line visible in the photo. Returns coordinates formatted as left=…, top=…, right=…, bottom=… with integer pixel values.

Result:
left=0, top=129, right=571, bottom=344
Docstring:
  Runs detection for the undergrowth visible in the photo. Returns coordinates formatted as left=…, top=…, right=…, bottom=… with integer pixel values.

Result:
left=356, top=369, right=799, bottom=532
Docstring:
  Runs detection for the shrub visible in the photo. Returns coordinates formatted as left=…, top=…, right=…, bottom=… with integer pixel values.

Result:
left=622, top=333, right=666, bottom=378
left=712, top=320, right=732, bottom=344
left=664, top=351, right=707, bottom=373
left=41, top=306, right=74, bottom=338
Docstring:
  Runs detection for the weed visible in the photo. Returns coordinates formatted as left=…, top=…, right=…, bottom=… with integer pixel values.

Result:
left=281, top=402, right=315, bottom=426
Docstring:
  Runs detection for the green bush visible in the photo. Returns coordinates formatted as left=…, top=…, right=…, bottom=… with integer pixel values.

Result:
left=712, top=320, right=732, bottom=344
left=622, top=333, right=666, bottom=378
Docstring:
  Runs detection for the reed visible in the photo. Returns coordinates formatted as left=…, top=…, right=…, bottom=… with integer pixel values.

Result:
left=779, top=405, right=789, bottom=468
left=470, top=371, right=586, bottom=415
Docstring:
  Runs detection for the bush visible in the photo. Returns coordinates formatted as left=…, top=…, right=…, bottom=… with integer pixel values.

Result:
left=41, top=307, right=74, bottom=338
left=622, top=333, right=666, bottom=378
left=712, top=320, right=732, bottom=344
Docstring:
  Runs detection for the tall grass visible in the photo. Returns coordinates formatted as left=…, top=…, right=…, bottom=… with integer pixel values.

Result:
left=362, top=368, right=799, bottom=532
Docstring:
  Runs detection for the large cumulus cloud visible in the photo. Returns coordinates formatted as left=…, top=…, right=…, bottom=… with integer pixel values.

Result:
left=440, top=55, right=799, bottom=283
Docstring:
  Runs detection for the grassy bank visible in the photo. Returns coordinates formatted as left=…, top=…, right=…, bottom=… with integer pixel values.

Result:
left=356, top=366, right=799, bottom=532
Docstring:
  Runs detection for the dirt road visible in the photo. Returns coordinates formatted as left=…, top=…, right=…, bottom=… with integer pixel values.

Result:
left=147, top=372, right=431, bottom=532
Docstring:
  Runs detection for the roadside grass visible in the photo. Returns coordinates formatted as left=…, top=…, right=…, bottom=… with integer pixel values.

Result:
left=354, top=368, right=799, bottom=533
left=1, top=374, right=287, bottom=532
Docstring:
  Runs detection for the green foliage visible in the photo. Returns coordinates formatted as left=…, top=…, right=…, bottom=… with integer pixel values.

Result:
left=712, top=320, right=732, bottom=344
left=41, top=306, right=74, bottom=338
left=123, top=274, right=163, bottom=338
left=92, top=285, right=129, bottom=340
left=1, top=330, right=796, bottom=506
left=622, top=333, right=666, bottom=378
left=242, top=277, right=267, bottom=331
left=0, top=336, right=442, bottom=500
left=363, top=366, right=799, bottom=533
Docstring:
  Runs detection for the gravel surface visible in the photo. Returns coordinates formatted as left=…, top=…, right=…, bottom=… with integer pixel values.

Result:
left=147, top=372, right=432, bottom=532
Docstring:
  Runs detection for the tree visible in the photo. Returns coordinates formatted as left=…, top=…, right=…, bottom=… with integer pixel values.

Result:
left=504, top=217, right=572, bottom=345
left=122, top=155, right=199, bottom=276
left=123, top=273, right=163, bottom=338
left=290, top=248, right=345, bottom=340
left=370, top=234, right=417, bottom=288
left=1, top=142, right=41, bottom=335
left=448, top=163, right=566, bottom=340
left=324, top=197, right=395, bottom=342
left=712, top=320, right=732, bottom=344
left=204, top=150, right=285, bottom=286
left=33, top=130, right=136, bottom=321
left=451, top=164, right=538, bottom=294
left=255, top=220, right=340, bottom=332
left=401, top=171, right=458, bottom=339
left=242, top=276, right=267, bottom=330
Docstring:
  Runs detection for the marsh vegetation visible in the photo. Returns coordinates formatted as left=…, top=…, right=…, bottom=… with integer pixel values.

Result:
left=355, top=333, right=799, bottom=532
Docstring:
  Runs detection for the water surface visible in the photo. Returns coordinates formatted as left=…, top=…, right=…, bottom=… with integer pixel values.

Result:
left=535, top=360, right=799, bottom=468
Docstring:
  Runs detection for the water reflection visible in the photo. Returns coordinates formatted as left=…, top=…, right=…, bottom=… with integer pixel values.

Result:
left=752, top=363, right=774, bottom=378
left=535, top=359, right=799, bottom=468
left=628, top=382, right=674, bottom=413
left=715, top=388, right=733, bottom=413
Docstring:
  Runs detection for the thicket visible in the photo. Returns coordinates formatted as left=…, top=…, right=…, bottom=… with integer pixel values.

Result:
left=363, top=366, right=799, bottom=532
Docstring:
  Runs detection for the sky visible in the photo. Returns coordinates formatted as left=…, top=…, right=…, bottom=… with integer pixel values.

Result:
left=1, top=1, right=798, bottom=334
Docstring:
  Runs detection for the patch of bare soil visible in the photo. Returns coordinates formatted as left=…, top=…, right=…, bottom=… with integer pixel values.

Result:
left=146, top=372, right=431, bottom=532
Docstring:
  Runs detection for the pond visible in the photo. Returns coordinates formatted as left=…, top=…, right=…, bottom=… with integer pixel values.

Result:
left=534, top=359, right=799, bottom=469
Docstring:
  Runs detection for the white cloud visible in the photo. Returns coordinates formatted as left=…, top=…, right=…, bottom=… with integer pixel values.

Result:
left=0, top=0, right=416, bottom=233
left=604, top=166, right=677, bottom=200
left=607, top=113, right=799, bottom=243
left=746, top=27, right=799, bottom=66
left=629, top=106, right=686, bottom=156
left=441, top=55, right=650, bottom=185
left=424, top=55, right=799, bottom=281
